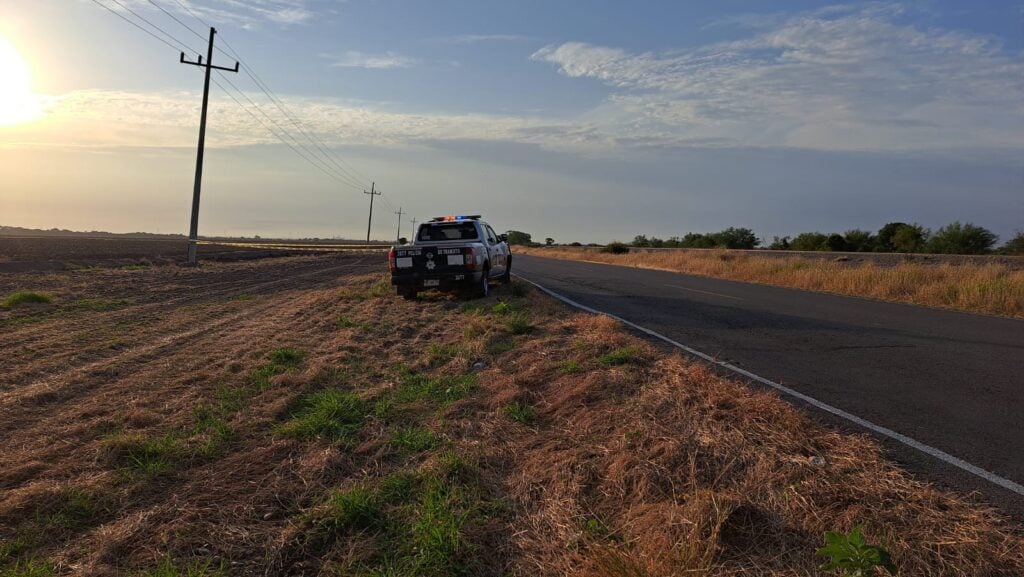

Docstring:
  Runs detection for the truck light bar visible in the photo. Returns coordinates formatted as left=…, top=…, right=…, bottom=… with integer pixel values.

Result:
left=430, top=214, right=481, bottom=222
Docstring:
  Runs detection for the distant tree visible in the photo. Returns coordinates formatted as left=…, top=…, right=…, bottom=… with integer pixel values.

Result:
left=998, top=231, right=1024, bottom=255
left=891, top=224, right=928, bottom=253
left=505, top=230, right=533, bottom=246
left=927, top=221, right=997, bottom=255
left=680, top=233, right=716, bottom=248
left=398, top=237, right=408, bottom=245
left=824, top=233, right=848, bottom=252
left=768, top=236, right=791, bottom=250
left=843, top=229, right=875, bottom=252
left=790, top=232, right=829, bottom=251
left=664, top=236, right=682, bottom=248
left=545, top=237, right=555, bottom=246
left=649, top=237, right=665, bottom=248
left=601, top=241, right=630, bottom=254
left=876, top=222, right=907, bottom=252
left=632, top=235, right=651, bottom=247
left=569, top=241, right=582, bottom=247
left=711, top=227, right=760, bottom=249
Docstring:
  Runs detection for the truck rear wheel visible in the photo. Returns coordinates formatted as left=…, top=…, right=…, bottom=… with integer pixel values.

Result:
left=398, top=287, right=418, bottom=300
left=501, top=256, right=512, bottom=284
left=476, top=267, right=490, bottom=298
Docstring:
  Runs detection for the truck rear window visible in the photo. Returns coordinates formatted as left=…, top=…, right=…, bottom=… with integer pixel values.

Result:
left=418, top=223, right=479, bottom=241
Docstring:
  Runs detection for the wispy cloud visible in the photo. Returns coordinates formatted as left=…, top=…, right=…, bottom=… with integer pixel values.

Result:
left=531, top=3, right=1024, bottom=153
left=442, top=34, right=532, bottom=45
left=322, top=51, right=417, bottom=70
left=120, top=0, right=317, bottom=28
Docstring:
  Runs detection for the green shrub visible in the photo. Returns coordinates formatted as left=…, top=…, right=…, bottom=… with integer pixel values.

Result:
left=1, top=291, right=51, bottom=310
left=601, top=242, right=630, bottom=254
left=927, top=221, right=997, bottom=255
left=816, top=525, right=896, bottom=576
left=504, top=312, right=534, bottom=335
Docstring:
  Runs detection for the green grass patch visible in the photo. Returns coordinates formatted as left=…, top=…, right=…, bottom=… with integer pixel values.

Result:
left=394, top=367, right=478, bottom=406
left=428, top=343, right=461, bottom=365
left=598, top=346, right=642, bottom=366
left=501, top=402, right=537, bottom=424
left=0, top=535, right=35, bottom=564
left=1, top=291, right=51, bottom=310
left=46, top=488, right=102, bottom=531
left=250, top=347, right=305, bottom=390
left=490, top=302, right=514, bottom=316
left=503, top=312, right=534, bottom=335
left=336, top=315, right=358, bottom=328
left=190, top=407, right=236, bottom=459
left=277, top=389, right=366, bottom=442
left=102, top=432, right=182, bottom=477
left=391, top=426, right=438, bottom=454
left=459, top=303, right=487, bottom=315
left=368, top=277, right=391, bottom=298
left=135, top=556, right=225, bottom=577
left=0, top=558, right=55, bottom=577
left=559, top=360, right=582, bottom=374
left=410, top=478, right=471, bottom=575
left=321, top=486, right=385, bottom=534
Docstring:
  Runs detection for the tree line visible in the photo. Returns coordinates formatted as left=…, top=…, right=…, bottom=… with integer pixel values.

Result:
left=507, top=223, right=1024, bottom=255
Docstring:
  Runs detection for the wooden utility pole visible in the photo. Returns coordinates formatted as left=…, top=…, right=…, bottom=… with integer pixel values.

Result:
left=364, top=182, right=381, bottom=244
left=393, top=206, right=405, bottom=242
left=410, top=217, right=418, bottom=239
left=180, top=27, right=238, bottom=265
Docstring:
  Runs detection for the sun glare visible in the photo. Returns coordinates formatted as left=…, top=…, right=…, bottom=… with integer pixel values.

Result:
left=0, top=36, right=42, bottom=127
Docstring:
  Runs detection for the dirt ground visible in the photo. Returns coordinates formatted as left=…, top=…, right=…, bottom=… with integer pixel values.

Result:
left=1, top=253, right=1022, bottom=576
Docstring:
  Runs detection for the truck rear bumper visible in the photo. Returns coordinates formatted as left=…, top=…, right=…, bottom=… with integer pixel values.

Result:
left=391, top=271, right=481, bottom=291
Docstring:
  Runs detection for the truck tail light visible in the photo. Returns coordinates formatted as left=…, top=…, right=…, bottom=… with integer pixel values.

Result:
left=388, top=247, right=397, bottom=273
left=463, top=247, right=478, bottom=270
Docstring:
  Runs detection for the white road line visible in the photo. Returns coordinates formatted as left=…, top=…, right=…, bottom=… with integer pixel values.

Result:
left=514, top=273, right=1024, bottom=497
left=665, top=283, right=744, bottom=301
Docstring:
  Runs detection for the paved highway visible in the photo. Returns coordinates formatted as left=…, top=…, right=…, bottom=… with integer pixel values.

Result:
left=515, top=254, right=1024, bottom=515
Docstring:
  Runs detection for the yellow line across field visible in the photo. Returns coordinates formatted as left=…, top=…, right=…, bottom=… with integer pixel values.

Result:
left=199, top=241, right=391, bottom=252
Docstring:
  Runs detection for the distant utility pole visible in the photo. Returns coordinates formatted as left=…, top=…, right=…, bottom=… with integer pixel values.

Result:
left=410, top=217, right=418, bottom=238
left=364, top=182, right=381, bottom=244
left=393, top=206, right=405, bottom=242
left=180, top=27, right=238, bottom=265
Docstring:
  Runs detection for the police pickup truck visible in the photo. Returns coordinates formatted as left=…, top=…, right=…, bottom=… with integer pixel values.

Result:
left=388, top=215, right=511, bottom=299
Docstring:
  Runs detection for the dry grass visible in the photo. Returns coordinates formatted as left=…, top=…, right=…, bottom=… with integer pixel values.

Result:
left=0, top=254, right=1020, bottom=575
left=517, top=247, right=1024, bottom=318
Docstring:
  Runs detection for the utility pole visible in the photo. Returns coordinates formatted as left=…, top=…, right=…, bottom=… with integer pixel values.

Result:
left=410, top=217, right=418, bottom=239
left=180, top=27, right=238, bottom=265
left=393, top=206, right=405, bottom=243
left=364, top=182, right=381, bottom=244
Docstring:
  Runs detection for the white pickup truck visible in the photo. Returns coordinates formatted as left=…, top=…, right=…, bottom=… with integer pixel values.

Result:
left=388, top=215, right=512, bottom=299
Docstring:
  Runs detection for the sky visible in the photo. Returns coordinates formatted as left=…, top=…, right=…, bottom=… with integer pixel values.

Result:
left=0, top=0, right=1022, bottom=243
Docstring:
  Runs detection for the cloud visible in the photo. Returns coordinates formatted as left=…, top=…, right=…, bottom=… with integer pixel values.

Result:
left=531, top=3, right=1024, bottom=153
left=442, top=34, right=531, bottom=45
left=322, top=51, right=417, bottom=70
left=120, top=0, right=316, bottom=28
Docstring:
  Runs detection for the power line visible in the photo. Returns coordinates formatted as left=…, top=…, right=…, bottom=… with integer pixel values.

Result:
left=106, top=0, right=201, bottom=53
left=213, top=72, right=365, bottom=190
left=88, top=0, right=187, bottom=53
left=146, top=0, right=208, bottom=44
left=165, top=0, right=373, bottom=189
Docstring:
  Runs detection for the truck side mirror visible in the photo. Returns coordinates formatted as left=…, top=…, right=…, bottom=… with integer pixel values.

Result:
left=499, top=234, right=508, bottom=242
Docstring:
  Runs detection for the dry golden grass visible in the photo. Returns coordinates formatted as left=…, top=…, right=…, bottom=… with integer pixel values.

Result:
left=1, top=254, right=1021, bottom=575
left=517, top=247, right=1024, bottom=318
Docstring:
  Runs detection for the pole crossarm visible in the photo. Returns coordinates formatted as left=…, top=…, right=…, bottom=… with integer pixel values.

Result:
left=180, top=51, right=240, bottom=72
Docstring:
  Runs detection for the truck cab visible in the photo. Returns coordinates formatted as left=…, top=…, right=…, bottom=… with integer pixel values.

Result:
left=388, top=215, right=511, bottom=299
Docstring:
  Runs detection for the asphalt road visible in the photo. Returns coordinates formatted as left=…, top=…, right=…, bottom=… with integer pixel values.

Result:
left=515, top=254, right=1024, bottom=516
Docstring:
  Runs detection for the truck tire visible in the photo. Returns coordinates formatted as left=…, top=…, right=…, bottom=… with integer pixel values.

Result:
left=501, top=256, right=512, bottom=284
left=398, top=287, right=418, bottom=300
left=476, top=267, right=490, bottom=298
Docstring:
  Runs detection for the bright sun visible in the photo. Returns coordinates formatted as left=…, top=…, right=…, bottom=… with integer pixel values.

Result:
left=0, top=36, right=42, bottom=127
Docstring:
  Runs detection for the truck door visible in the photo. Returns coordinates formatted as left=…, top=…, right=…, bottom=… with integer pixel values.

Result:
left=484, top=224, right=506, bottom=274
